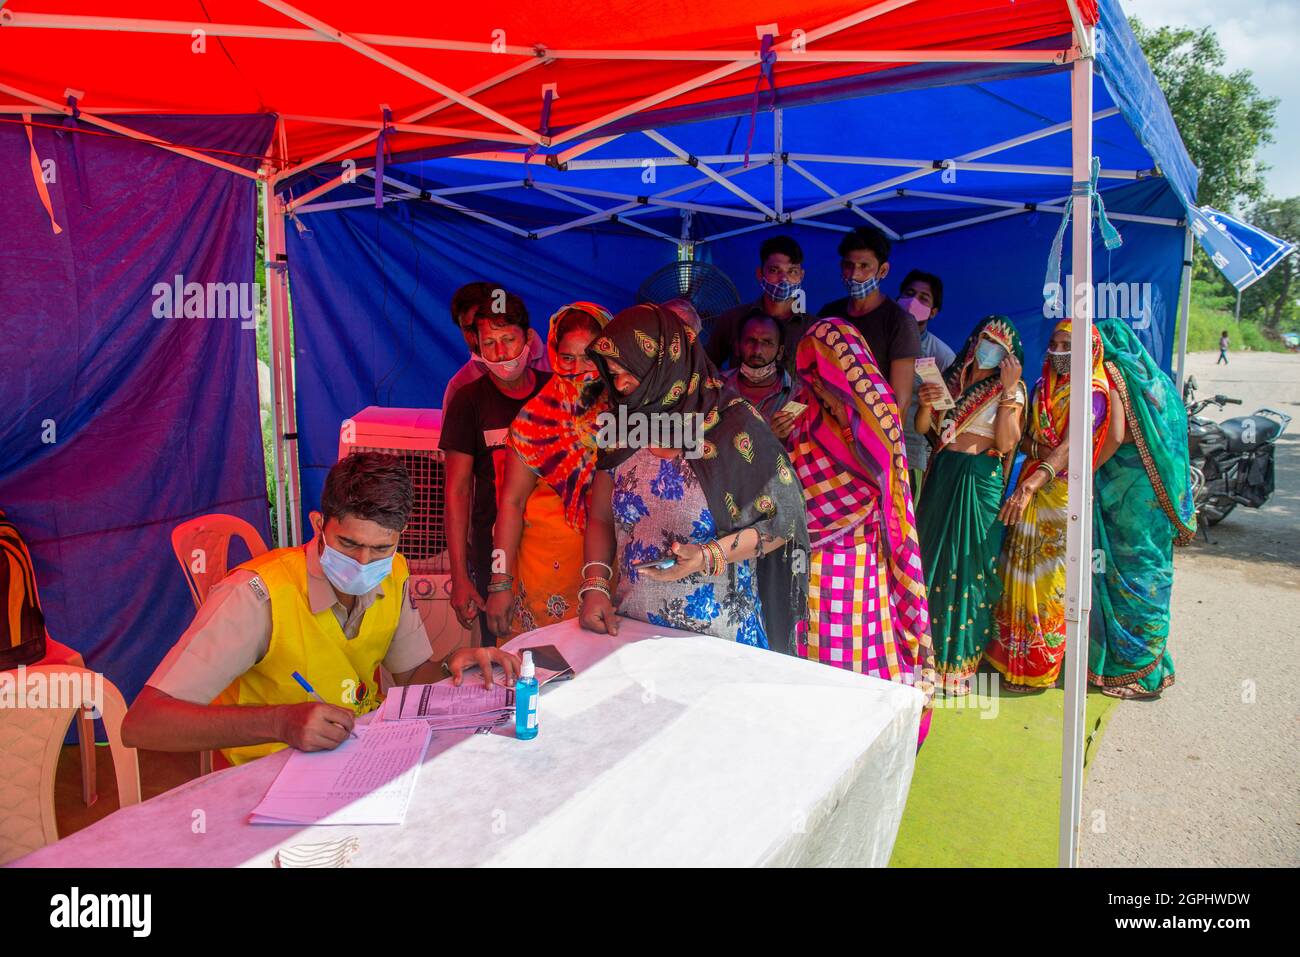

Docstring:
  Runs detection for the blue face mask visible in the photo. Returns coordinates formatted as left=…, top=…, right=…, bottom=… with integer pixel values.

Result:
left=319, top=541, right=394, bottom=596
left=844, top=275, right=880, bottom=299
left=975, top=340, right=1007, bottom=370
left=759, top=277, right=801, bottom=302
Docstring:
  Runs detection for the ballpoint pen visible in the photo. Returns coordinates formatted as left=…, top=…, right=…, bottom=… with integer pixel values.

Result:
left=290, top=671, right=359, bottom=740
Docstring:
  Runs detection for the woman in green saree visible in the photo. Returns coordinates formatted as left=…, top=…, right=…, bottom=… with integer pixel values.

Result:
left=914, top=315, right=1026, bottom=694
left=1089, top=319, right=1195, bottom=699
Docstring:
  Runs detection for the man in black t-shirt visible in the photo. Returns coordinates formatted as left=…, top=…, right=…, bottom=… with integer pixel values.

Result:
left=706, top=235, right=810, bottom=375
left=817, top=225, right=920, bottom=414
left=439, top=292, right=549, bottom=646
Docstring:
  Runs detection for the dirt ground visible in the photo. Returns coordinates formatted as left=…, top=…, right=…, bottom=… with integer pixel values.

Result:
left=1080, top=349, right=1300, bottom=867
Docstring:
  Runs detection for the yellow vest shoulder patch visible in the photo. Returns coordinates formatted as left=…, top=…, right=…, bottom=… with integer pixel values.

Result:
left=247, top=575, right=270, bottom=602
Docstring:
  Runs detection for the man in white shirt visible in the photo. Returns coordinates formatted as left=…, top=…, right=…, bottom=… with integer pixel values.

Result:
left=898, top=269, right=956, bottom=492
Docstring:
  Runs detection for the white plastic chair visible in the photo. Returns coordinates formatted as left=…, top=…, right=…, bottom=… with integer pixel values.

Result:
left=0, top=665, right=140, bottom=864
left=170, top=514, right=268, bottom=776
left=170, top=513, right=269, bottom=610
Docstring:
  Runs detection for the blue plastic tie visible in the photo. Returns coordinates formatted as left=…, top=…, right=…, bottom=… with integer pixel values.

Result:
left=1043, top=156, right=1122, bottom=311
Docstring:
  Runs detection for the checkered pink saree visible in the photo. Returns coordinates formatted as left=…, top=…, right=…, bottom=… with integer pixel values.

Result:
left=791, top=320, right=935, bottom=706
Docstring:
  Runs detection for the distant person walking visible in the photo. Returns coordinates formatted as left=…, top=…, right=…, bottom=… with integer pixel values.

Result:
left=1218, top=330, right=1230, bottom=365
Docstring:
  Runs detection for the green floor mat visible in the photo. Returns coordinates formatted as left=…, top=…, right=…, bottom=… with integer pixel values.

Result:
left=889, top=679, right=1119, bottom=867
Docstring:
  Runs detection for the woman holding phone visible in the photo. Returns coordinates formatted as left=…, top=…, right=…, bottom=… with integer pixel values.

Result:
left=577, top=304, right=808, bottom=648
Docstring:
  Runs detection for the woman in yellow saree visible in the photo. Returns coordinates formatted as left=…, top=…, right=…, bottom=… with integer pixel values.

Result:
left=987, top=319, right=1111, bottom=690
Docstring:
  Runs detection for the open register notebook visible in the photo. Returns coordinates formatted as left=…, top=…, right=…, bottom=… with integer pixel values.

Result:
left=250, top=721, right=432, bottom=826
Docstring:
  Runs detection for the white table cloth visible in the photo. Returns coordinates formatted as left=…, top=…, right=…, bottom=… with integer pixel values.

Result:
left=12, top=618, right=921, bottom=867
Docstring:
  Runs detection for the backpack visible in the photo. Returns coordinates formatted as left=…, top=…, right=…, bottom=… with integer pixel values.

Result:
left=0, top=510, right=47, bottom=669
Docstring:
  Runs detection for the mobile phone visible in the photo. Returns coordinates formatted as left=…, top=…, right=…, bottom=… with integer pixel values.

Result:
left=629, top=554, right=678, bottom=570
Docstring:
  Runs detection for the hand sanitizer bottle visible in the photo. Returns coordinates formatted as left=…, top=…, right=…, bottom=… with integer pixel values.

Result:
left=515, top=651, right=539, bottom=740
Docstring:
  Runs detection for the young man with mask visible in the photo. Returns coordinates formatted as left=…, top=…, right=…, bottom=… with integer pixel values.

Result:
left=898, top=269, right=956, bottom=490
left=707, top=235, right=810, bottom=374
left=817, top=226, right=920, bottom=415
left=722, top=310, right=798, bottom=441
left=122, top=453, right=520, bottom=767
left=440, top=293, right=550, bottom=645
left=441, top=281, right=550, bottom=412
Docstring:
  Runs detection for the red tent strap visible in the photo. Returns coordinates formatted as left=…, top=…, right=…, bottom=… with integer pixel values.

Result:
left=22, top=114, right=62, bottom=235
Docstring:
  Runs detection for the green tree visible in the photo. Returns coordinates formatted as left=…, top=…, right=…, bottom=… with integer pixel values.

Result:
left=1129, top=19, right=1278, bottom=210
left=1241, top=197, right=1300, bottom=331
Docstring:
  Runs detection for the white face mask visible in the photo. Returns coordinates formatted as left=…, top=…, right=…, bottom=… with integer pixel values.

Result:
left=739, top=359, right=779, bottom=382
left=473, top=329, right=532, bottom=379
left=474, top=352, right=525, bottom=378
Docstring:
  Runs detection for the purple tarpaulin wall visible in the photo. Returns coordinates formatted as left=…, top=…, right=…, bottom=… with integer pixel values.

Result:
left=0, top=114, right=274, bottom=707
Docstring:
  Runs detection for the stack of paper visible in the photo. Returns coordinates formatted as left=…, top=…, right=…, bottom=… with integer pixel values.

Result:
left=249, top=721, right=432, bottom=826
left=378, top=681, right=514, bottom=732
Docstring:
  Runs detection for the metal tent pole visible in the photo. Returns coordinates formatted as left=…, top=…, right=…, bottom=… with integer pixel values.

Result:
left=1059, top=24, right=1095, bottom=870
left=1175, top=228, right=1194, bottom=392
left=260, top=177, right=289, bottom=548
left=268, top=191, right=303, bottom=546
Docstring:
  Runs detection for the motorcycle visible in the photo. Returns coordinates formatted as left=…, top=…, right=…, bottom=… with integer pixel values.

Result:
left=1183, top=375, right=1291, bottom=527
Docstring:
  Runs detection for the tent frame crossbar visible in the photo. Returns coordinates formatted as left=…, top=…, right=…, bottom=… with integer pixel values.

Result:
left=785, top=152, right=1146, bottom=179
left=0, top=9, right=1072, bottom=65
left=789, top=105, right=1121, bottom=220
left=785, top=157, right=901, bottom=239
left=0, top=79, right=259, bottom=179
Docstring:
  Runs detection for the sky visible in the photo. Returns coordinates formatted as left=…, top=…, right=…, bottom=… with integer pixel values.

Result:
left=1118, top=0, right=1299, bottom=201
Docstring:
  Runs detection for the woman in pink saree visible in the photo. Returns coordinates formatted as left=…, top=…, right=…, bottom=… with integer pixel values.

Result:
left=788, top=318, right=936, bottom=743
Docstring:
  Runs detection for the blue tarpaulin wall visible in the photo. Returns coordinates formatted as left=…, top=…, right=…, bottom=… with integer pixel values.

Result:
left=284, top=35, right=1193, bottom=532
left=0, top=0, right=1216, bottom=704
left=0, top=115, right=273, bottom=704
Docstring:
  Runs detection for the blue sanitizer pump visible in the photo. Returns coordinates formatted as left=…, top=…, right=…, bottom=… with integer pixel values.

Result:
left=515, top=651, right=539, bottom=740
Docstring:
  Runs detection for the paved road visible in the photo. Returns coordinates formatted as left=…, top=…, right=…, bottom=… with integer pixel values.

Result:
left=1081, top=349, right=1300, bottom=867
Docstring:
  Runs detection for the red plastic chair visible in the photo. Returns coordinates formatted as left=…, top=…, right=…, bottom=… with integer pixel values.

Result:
left=169, top=515, right=268, bottom=774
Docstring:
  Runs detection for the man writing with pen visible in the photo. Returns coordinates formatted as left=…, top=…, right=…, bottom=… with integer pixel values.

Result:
left=123, top=453, right=520, bottom=767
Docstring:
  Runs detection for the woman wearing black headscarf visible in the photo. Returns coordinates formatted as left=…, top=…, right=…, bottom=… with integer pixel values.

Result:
left=577, top=304, right=809, bottom=652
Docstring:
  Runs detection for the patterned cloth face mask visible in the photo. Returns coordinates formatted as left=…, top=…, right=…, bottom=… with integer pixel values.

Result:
left=844, top=275, right=880, bottom=299
left=1047, top=350, right=1071, bottom=375
left=758, top=278, right=802, bottom=302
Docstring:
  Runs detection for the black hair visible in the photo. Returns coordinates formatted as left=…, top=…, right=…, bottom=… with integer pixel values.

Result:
left=321, top=452, right=413, bottom=532
left=759, top=235, right=804, bottom=266
left=555, top=308, right=603, bottom=342
left=837, top=225, right=891, bottom=264
left=450, top=281, right=500, bottom=329
left=736, top=309, right=785, bottom=357
left=474, top=290, right=530, bottom=335
left=900, top=269, right=944, bottom=311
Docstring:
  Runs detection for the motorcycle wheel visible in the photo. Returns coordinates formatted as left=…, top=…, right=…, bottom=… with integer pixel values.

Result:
left=1205, top=499, right=1236, bottom=526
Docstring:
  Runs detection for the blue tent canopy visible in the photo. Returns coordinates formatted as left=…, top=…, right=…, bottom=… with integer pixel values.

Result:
left=1190, top=207, right=1298, bottom=292
left=280, top=0, right=1221, bottom=527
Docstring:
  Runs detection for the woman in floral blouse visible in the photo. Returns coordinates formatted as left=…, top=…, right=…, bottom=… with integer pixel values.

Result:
left=577, top=304, right=808, bottom=648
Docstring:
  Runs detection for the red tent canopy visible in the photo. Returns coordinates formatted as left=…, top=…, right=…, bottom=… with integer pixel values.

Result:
left=0, top=0, right=1097, bottom=177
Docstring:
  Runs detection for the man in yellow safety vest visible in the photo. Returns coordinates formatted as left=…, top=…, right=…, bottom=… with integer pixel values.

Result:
left=123, top=452, right=519, bottom=766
